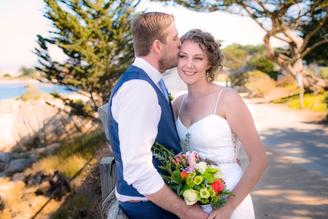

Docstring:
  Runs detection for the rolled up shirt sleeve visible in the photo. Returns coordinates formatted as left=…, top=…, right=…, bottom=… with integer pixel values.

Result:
left=111, top=79, right=165, bottom=195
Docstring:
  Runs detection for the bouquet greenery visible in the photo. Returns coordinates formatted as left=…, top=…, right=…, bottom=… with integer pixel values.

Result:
left=152, top=143, right=234, bottom=212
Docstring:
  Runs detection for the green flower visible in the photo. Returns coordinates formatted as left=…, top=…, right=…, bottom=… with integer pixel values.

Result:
left=169, top=93, right=174, bottom=102
left=208, top=188, right=216, bottom=198
left=186, top=175, right=195, bottom=187
left=200, top=188, right=210, bottom=199
left=200, top=198, right=209, bottom=204
left=183, top=189, right=198, bottom=205
left=207, top=166, right=219, bottom=174
left=204, top=174, right=215, bottom=184
left=193, top=176, right=203, bottom=185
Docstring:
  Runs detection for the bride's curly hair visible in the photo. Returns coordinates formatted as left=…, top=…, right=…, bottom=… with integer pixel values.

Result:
left=180, top=29, right=224, bottom=82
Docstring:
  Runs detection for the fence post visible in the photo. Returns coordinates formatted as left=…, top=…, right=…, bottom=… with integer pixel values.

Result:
left=99, top=156, right=116, bottom=201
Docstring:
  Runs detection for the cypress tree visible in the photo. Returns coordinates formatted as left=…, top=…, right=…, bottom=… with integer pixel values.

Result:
left=35, top=0, right=138, bottom=117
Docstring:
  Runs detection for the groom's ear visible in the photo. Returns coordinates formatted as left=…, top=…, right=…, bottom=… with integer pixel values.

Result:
left=152, top=39, right=162, bottom=53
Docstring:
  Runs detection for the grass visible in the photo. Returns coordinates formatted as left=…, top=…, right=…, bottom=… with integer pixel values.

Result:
left=56, top=128, right=106, bottom=160
left=29, top=155, right=87, bottom=178
left=51, top=191, right=92, bottom=219
left=0, top=128, right=107, bottom=219
left=26, top=129, right=106, bottom=178
left=272, top=92, right=328, bottom=112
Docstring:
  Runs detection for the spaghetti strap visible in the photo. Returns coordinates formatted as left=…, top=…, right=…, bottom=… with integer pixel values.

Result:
left=178, top=95, right=186, bottom=118
left=213, top=88, right=224, bottom=113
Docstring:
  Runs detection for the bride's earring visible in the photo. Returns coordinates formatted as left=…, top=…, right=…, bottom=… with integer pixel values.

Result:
left=206, top=71, right=211, bottom=82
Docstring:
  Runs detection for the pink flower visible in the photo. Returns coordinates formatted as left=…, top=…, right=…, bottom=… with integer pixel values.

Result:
left=187, top=151, right=198, bottom=168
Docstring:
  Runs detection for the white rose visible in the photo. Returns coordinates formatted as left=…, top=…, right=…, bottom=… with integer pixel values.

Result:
left=183, top=189, right=198, bottom=205
left=195, top=161, right=207, bottom=174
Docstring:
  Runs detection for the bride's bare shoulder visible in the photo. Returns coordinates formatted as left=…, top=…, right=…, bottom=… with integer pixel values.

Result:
left=220, top=87, right=244, bottom=106
left=172, top=93, right=187, bottom=115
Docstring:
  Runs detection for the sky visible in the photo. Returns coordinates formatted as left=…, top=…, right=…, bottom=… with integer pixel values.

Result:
left=0, top=0, right=281, bottom=74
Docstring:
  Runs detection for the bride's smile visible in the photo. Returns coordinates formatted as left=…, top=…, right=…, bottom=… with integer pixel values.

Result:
left=178, top=40, right=209, bottom=85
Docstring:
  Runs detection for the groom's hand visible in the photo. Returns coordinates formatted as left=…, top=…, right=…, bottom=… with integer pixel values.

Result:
left=146, top=185, right=207, bottom=219
left=179, top=205, right=208, bottom=219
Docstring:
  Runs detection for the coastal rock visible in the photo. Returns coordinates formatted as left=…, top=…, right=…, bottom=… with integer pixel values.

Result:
left=12, top=172, right=25, bottom=182
left=33, top=171, right=71, bottom=201
left=33, top=143, right=61, bottom=156
left=5, top=158, right=35, bottom=175
left=0, top=194, right=4, bottom=211
left=0, top=98, right=94, bottom=152
left=0, top=152, right=12, bottom=162
left=0, top=152, right=12, bottom=171
left=25, top=171, right=48, bottom=186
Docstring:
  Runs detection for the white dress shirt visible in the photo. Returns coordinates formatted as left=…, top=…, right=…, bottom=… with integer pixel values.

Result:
left=112, top=57, right=165, bottom=201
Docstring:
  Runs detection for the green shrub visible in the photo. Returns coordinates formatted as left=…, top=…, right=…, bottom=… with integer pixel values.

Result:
left=222, top=44, right=248, bottom=71
left=319, top=67, right=328, bottom=79
left=276, top=74, right=296, bottom=87
left=273, top=92, right=328, bottom=112
left=19, top=85, right=47, bottom=101
left=248, top=54, right=275, bottom=76
left=245, top=71, right=276, bottom=97
left=232, top=70, right=276, bottom=97
left=325, top=93, right=328, bottom=119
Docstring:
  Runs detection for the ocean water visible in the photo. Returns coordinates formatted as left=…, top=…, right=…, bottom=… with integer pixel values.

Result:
left=0, top=83, right=76, bottom=100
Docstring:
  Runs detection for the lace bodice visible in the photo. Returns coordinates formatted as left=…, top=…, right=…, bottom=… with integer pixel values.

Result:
left=176, top=114, right=240, bottom=165
left=175, top=88, right=240, bottom=165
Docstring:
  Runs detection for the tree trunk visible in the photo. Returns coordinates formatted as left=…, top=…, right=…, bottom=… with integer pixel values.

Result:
left=296, top=73, right=304, bottom=109
left=264, top=32, right=328, bottom=94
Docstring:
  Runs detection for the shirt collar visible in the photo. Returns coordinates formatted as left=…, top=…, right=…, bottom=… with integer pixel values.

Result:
left=132, top=57, right=162, bottom=84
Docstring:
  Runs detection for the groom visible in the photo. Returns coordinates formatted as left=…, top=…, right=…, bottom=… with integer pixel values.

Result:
left=107, top=12, right=207, bottom=219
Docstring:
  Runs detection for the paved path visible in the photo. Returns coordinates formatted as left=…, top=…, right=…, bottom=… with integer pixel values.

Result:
left=164, top=71, right=328, bottom=219
left=247, top=100, right=328, bottom=219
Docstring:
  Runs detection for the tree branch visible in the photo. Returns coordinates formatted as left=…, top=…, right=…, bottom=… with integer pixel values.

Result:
left=239, top=2, right=269, bottom=32
left=300, top=38, right=328, bottom=60
left=302, top=15, right=328, bottom=51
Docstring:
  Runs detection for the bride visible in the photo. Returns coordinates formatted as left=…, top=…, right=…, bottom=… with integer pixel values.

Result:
left=173, top=29, right=268, bottom=219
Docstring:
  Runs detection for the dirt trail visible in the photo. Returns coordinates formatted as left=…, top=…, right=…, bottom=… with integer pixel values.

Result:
left=244, top=99, right=328, bottom=219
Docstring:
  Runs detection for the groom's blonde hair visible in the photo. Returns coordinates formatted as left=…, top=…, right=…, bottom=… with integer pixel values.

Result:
left=132, top=12, right=174, bottom=56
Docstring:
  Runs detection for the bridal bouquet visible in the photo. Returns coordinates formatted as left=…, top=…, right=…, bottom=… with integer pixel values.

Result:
left=152, top=143, right=234, bottom=213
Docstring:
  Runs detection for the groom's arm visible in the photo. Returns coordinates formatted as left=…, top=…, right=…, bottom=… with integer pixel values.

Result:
left=146, top=185, right=208, bottom=219
left=113, top=81, right=207, bottom=218
left=113, top=81, right=164, bottom=195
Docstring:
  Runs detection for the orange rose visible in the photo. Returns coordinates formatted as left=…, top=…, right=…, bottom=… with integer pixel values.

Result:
left=211, top=179, right=224, bottom=193
left=180, top=171, right=188, bottom=180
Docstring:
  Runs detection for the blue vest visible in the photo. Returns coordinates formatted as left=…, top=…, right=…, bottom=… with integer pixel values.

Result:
left=108, top=65, right=181, bottom=197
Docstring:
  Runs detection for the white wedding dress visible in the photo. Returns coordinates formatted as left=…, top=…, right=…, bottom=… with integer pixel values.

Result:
left=175, top=89, right=255, bottom=219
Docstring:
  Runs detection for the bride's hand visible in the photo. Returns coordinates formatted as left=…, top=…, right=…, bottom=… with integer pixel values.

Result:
left=208, top=203, right=234, bottom=219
